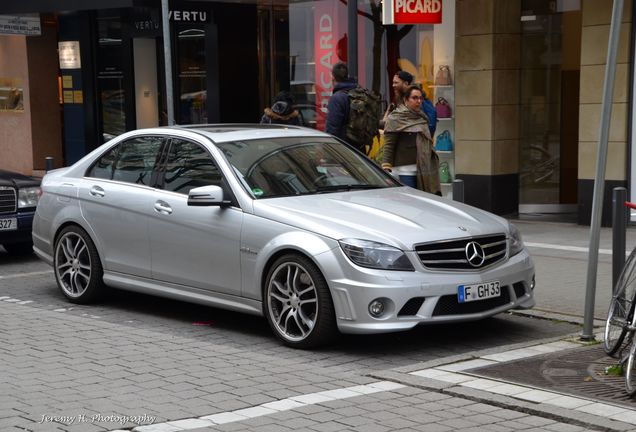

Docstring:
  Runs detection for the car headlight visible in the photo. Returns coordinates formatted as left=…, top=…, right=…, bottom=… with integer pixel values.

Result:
left=339, top=238, right=414, bottom=271
left=18, top=186, right=40, bottom=208
left=508, top=223, right=525, bottom=256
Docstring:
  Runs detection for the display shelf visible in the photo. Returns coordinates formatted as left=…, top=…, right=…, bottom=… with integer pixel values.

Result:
left=438, top=117, right=454, bottom=120
left=430, top=85, right=453, bottom=88
left=436, top=150, right=453, bottom=156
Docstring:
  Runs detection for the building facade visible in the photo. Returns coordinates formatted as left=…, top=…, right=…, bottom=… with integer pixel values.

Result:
left=0, top=0, right=632, bottom=225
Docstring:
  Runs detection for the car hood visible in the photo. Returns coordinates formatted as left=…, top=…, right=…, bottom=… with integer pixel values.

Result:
left=253, top=187, right=510, bottom=250
left=0, top=169, right=40, bottom=188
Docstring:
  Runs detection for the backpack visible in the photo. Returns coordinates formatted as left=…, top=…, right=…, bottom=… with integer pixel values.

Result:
left=345, top=87, right=381, bottom=152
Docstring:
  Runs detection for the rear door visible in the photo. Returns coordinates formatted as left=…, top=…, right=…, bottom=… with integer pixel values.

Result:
left=149, top=137, right=244, bottom=296
left=80, top=135, right=165, bottom=278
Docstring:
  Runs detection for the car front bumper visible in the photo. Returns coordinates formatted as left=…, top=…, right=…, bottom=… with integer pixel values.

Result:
left=318, top=247, right=535, bottom=334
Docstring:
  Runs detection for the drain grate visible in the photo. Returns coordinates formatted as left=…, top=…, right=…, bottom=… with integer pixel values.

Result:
left=468, top=345, right=636, bottom=408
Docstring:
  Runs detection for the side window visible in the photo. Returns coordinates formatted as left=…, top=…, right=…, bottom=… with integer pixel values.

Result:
left=87, top=136, right=164, bottom=185
left=162, top=139, right=223, bottom=195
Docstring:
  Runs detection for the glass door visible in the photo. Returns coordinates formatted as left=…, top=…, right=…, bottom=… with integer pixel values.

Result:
left=519, top=1, right=580, bottom=214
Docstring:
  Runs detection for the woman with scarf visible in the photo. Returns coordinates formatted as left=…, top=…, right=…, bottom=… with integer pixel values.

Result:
left=382, top=85, right=441, bottom=195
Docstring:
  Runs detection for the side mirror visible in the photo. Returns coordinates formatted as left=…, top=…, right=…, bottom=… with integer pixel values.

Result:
left=187, top=185, right=231, bottom=207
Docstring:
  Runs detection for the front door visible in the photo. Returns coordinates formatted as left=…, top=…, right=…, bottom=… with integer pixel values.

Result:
left=149, top=138, right=243, bottom=296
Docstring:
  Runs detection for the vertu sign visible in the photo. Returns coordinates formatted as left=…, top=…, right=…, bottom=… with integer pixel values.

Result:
left=382, top=0, right=442, bottom=25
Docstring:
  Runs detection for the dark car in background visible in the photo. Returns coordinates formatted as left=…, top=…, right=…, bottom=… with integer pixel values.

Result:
left=0, top=169, right=41, bottom=255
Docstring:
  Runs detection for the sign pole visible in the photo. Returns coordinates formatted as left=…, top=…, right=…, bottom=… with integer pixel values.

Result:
left=581, top=0, right=624, bottom=340
left=161, top=0, right=175, bottom=126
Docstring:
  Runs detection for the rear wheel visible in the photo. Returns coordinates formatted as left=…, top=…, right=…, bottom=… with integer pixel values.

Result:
left=264, top=254, right=337, bottom=349
left=605, top=249, right=636, bottom=356
left=53, top=226, right=105, bottom=304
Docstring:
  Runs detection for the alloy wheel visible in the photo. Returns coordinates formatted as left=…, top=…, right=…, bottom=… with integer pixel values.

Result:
left=55, top=232, right=92, bottom=298
left=267, top=262, right=318, bottom=342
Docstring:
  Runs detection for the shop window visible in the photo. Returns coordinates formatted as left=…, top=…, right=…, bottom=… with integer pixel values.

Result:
left=97, top=12, right=126, bottom=141
left=176, top=26, right=207, bottom=124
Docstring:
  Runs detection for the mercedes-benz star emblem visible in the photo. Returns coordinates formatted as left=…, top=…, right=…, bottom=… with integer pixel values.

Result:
left=465, top=241, right=486, bottom=267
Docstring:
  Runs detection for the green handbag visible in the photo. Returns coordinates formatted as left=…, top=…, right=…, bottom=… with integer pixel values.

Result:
left=439, top=161, right=451, bottom=184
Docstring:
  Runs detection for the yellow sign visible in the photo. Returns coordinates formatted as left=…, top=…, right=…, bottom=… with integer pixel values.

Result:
left=62, top=75, right=73, bottom=89
left=63, top=90, right=73, bottom=103
left=73, top=90, right=83, bottom=104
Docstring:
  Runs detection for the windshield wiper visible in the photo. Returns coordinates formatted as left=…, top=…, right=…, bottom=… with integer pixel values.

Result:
left=315, top=184, right=384, bottom=193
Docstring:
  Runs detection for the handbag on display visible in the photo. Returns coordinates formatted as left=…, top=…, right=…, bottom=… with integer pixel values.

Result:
left=435, top=65, right=452, bottom=85
left=435, top=130, right=453, bottom=151
left=439, top=161, right=451, bottom=184
left=435, top=97, right=452, bottom=118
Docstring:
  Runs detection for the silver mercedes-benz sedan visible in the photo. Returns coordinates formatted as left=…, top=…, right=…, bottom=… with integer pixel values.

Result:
left=33, top=124, right=535, bottom=348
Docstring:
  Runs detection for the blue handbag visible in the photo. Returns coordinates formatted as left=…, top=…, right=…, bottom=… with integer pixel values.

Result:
left=435, top=130, right=453, bottom=151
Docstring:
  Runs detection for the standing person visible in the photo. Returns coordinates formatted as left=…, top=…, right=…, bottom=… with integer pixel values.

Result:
left=325, top=62, right=358, bottom=146
left=382, top=85, right=441, bottom=195
left=383, top=71, right=437, bottom=137
left=261, top=91, right=302, bottom=126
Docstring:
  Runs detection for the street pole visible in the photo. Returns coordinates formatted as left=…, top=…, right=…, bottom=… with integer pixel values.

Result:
left=161, top=0, right=175, bottom=126
left=347, top=0, right=358, bottom=79
left=582, top=0, right=624, bottom=340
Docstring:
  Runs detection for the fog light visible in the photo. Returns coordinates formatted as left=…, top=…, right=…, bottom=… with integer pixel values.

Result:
left=369, top=299, right=385, bottom=317
left=530, top=275, right=536, bottom=291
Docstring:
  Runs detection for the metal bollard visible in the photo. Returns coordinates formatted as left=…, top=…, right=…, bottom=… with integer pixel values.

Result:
left=452, top=179, right=464, bottom=203
left=612, top=187, right=628, bottom=292
left=45, top=157, right=54, bottom=173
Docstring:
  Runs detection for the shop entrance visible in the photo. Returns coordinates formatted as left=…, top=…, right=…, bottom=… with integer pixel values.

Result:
left=518, top=1, right=580, bottom=215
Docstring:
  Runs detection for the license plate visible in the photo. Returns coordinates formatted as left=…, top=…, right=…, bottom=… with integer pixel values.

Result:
left=458, top=281, right=501, bottom=303
left=0, top=218, right=17, bottom=231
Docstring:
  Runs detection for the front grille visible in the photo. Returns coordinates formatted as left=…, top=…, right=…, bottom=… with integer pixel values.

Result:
left=415, top=234, right=507, bottom=270
left=432, top=287, right=511, bottom=316
left=0, top=186, right=17, bottom=214
left=398, top=297, right=426, bottom=316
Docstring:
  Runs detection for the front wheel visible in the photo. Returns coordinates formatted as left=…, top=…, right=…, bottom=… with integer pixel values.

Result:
left=625, top=340, right=636, bottom=396
left=605, top=249, right=636, bottom=356
left=53, top=226, right=105, bottom=304
left=263, top=254, right=337, bottom=349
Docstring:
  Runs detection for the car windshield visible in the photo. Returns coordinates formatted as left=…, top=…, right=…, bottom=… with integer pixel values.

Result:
left=215, top=137, right=399, bottom=198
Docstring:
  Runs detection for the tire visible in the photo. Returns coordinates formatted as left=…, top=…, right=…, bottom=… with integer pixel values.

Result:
left=626, top=340, right=636, bottom=397
left=263, top=254, right=337, bottom=349
left=53, top=225, right=105, bottom=304
left=605, top=248, right=636, bottom=356
left=2, top=242, right=33, bottom=255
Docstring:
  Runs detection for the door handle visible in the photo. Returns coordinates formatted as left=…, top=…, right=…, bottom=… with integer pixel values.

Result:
left=89, top=185, right=105, bottom=197
left=154, top=201, right=173, bottom=215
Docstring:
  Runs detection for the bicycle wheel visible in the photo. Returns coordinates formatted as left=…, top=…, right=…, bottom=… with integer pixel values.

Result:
left=625, top=339, right=636, bottom=396
left=605, top=248, right=636, bottom=355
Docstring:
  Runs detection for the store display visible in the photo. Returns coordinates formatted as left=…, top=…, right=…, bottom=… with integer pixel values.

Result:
left=435, top=130, right=453, bottom=151
left=435, top=97, right=452, bottom=118
left=434, top=65, right=452, bottom=85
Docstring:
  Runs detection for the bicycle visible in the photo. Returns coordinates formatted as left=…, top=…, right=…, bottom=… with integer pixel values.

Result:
left=604, top=201, right=636, bottom=395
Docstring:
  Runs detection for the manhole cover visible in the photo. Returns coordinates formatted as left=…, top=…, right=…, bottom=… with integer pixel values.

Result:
left=469, top=345, right=636, bottom=408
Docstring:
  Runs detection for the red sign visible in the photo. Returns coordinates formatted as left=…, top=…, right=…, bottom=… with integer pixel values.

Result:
left=393, top=0, right=442, bottom=24
left=314, top=2, right=346, bottom=131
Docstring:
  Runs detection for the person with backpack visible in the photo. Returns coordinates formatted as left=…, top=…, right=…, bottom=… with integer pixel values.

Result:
left=382, top=84, right=441, bottom=196
left=326, top=63, right=358, bottom=144
left=326, top=62, right=380, bottom=153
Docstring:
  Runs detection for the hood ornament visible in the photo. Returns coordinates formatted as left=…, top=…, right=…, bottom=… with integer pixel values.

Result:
left=458, top=226, right=467, bottom=231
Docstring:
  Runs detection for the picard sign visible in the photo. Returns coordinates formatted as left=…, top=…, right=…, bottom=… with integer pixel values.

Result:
left=383, top=0, right=442, bottom=25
